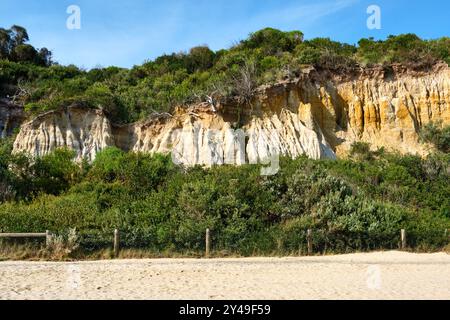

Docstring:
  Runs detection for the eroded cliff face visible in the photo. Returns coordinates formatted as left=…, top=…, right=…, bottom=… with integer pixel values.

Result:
left=13, top=104, right=334, bottom=164
left=117, top=106, right=335, bottom=165
left=9, top=64, right=450, bottom=165
left=0, top=99, right=23, bottom=139
left=13, top=107, right=114, bottom=161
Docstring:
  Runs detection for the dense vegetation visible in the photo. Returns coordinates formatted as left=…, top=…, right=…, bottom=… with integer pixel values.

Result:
left=1, top=26, right=450, bottom=124
left=1, top=135, right=449, bottom=257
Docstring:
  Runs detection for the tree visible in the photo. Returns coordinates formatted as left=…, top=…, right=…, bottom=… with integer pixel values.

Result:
left=0, top=25, right=52, bottom=66
left=0, top=28, right=12, bottom=58
left=383, top=34, right=435, bottom=67
left=10, top=25, right=29, bottom=46
left=90, top=147, right=126, bottom=182
left=429, top=37, right=450, bottom=65
left=37, top=48, right=52, bottom=66
left=186, top=46, right=215, bottom=73
left=154, top=53, right=187, bottom=72
left=11, top=44, right=38, bottom=63
left=295, top=43, right=321, bottom=65
left=298, top=38, right=357, bottom=71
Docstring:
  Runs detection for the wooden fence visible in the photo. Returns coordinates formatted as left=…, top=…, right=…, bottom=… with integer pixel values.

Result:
left=1, top=228, right=449, bottom=258
left=0, top=231, right=52, bottom=247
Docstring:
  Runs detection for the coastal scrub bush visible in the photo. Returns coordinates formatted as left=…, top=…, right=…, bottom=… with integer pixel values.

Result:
left=420, top=121, right=450, bottom=153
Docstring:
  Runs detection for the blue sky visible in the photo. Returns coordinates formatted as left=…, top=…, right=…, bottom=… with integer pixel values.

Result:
left=1, top=0, right=449, bottom=69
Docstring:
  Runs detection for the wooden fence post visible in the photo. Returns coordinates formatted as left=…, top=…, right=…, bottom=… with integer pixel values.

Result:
left=307, top=229, right=313, bottom=256
left=401, top=229, right=407, bottom=250
left=205, top=228, right=211, bottom=258
left=45, top=230, right=51, bottom=248
left=114, top=229, right=120, bottom=258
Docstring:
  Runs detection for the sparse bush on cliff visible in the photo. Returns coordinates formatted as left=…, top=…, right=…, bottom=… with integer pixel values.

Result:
left=357, top=34, right=450, bottom=68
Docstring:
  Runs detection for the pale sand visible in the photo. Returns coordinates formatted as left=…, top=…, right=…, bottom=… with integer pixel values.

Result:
left=1, top=251, right=449, bottom=300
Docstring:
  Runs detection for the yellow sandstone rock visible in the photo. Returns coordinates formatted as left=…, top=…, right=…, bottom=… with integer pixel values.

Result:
left=11, top=64, right=450, bottom=165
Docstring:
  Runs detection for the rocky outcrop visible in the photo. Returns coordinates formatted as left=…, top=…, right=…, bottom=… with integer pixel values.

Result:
left=8, top=64, right=450, bottom=165
left=13, top=106, right=114, bottom=160
left=116, top=106, right=335, bottom=166
left=0, top=99, right=24, bottom=139
left=332, top=64, right=450, bottom=156
left=250, top=63, right=450, bottom=157
left=12, top=104, right=334, bottom=164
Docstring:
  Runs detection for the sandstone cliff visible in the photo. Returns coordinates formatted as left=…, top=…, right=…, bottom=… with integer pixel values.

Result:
left=9, top=64, right=450, bottom=165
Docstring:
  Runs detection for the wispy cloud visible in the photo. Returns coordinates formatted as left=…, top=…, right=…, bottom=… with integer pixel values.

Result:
left=44, top=1, right=187, bottom=68
left=0, top=0, right=361, bottom=68
left=209, top=0, right=359, bottom=49
left=243, top=0, right=359, bottom=30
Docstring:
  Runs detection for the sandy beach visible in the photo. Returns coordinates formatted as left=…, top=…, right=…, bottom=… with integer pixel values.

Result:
left=0, top=251, right=449, bottom=300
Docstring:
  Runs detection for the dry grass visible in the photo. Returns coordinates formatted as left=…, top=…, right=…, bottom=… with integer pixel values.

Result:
left=0, top=245, right=207, bottom=261
left=0, top=243, right=48, bottom=261
left=0, top=229, right=80, bottom=261
left=444, top=244, right=450, bottom=254
left=1, top=241, right=448, bottom=262
left=81, top=248, right=206, bottom=260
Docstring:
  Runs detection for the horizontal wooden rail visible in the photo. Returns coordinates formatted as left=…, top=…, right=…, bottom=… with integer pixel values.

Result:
left=0, top=231, right=51, bottom=247
left=0, top=233, right=47, bottom=238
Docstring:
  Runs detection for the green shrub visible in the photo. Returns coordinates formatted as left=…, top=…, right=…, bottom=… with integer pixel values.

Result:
left=0, top=150, right=448, bottom=255
left=349, top=142, right=373, bottom=160
left=31, top=148, right=81, bottom=195
left=420, top=121, right=450, bottom=153
left=240, top=28, right=304, bottom=55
